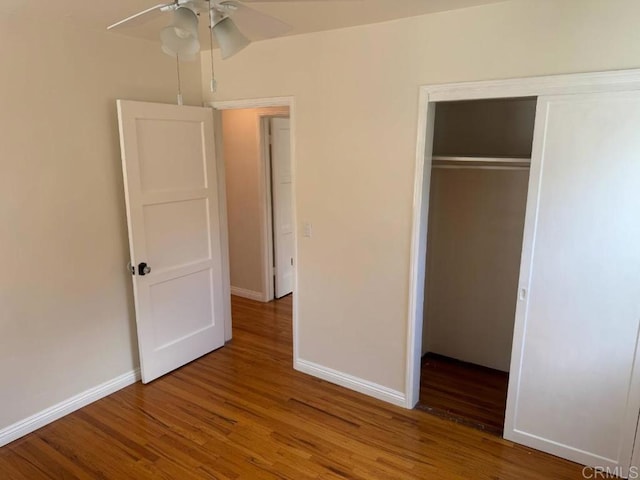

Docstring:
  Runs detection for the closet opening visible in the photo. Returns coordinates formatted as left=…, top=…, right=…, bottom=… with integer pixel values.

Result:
left=418, top=97, right=537, bottom=435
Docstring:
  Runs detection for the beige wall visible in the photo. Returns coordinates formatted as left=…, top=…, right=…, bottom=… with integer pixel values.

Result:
left=202, top=0, right=640, bottom=394
left=0, top=15, right=202, bottom=430
left=423, top=168, right=529, bottom=371
left=221, top=107, right=289, bottom=297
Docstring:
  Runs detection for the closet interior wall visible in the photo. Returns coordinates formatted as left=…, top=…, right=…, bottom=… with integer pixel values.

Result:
left=422, top=98, right=536, bottom=372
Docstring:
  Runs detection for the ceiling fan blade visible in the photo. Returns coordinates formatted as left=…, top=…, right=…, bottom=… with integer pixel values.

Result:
left=219, top=1, right=292, bottom=40
left=107, top=2, right=176, bottom=30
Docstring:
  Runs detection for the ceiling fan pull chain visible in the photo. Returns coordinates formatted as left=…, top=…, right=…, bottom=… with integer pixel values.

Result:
left=208, top=2, right=218, bottom=93
left=176, top=56, right=184, bottom=106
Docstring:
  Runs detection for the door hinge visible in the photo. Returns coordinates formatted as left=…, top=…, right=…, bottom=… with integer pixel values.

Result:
left=273, top=267, right=277, bottom=276
left=290, top=258, right=293, bottom=266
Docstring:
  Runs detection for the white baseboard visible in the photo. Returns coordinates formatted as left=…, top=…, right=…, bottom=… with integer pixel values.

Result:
left=0, top=369, right=140, bottom=447
left=230, top=286, right=266, bottom=302
left=294, top=358, right=406, bottom=408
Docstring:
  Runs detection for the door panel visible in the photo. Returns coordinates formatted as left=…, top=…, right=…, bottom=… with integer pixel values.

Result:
left=505, top=92, right=640, bottom=472
left=149, top=269, right=215, bottom=348
left=271, top=117, right=294, bottom=298
left=143, top=198, right=211, bottom=271
left=117, top=100, right=226, bottom=383
left=137, top=119, right=207, bottom=192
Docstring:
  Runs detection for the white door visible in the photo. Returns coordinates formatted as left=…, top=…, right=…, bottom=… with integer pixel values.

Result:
left=505, top=91, right=640, bottom=473
left=270, top=117, right=294, bottom=298
left=117, top=100, right=226, bottom=383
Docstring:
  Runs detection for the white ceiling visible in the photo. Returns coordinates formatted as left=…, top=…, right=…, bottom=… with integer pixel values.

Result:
left=4, top=0, right=506, bottom=44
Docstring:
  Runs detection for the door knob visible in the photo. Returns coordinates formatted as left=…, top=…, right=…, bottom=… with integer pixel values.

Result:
left=138, top=262, right=151, bottom=276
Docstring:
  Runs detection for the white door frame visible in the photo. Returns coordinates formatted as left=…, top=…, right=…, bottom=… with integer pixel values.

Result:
left=210, top=97, right=298, bottom=357
left=211, top=108, right=233, bottom=342
left=406, top=68, right=640, bottom=410
left=259, top=116, right=276, bottom=302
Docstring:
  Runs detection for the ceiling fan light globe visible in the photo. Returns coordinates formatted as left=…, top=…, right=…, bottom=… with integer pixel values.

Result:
left=212, top=17, right=250, bottom=59
left=170, top=7, right=199, bottom=36
left=160, top=7, right=200, bottom=61
left=160, top=29, right=200, bottom=61
left=175, top=28, right=192, bottom=40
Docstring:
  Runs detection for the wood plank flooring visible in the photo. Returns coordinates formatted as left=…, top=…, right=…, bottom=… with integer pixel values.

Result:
left=418, top=353, right=509, bottom=435
left=0, top=295, right=585, bottom=479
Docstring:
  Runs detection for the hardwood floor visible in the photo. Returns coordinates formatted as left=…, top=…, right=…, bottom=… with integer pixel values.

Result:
left=418, top=353, right=509, bottom=435
left=0, top=295, right=585, bottom=479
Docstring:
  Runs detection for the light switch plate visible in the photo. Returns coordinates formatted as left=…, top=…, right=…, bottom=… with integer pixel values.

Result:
left=303, top=222, right=312, bottom=238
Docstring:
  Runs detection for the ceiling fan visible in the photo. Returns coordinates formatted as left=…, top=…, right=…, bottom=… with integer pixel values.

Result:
left=107, top=0, right=293, bottom=61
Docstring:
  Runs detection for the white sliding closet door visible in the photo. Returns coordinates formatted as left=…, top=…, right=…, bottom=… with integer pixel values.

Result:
left=505, top=91, right=640, bottom=473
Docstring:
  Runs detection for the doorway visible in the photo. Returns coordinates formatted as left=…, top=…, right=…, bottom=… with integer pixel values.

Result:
left=417, top=97, right=536, bottom=434
left=212, top=97, right=297, bottom=352
left=218, top=106, right=292, bottom=304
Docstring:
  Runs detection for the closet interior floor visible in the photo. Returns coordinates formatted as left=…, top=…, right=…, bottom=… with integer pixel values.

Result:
left=417, top=353, right=509, bottom=436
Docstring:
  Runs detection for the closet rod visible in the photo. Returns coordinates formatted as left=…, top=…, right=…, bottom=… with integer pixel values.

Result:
left=432, top=164, right=530, bottom=171
left=432, top=155, right=531, bottom=170
left=432, top=155, right=530, bottom=164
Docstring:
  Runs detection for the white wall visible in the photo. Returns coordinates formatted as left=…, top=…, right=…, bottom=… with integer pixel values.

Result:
left=201, top=0, right=640, bottom=396
left=0, top=14, right=202, bottom=432
left=221, top=107, right=289, bottom=299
